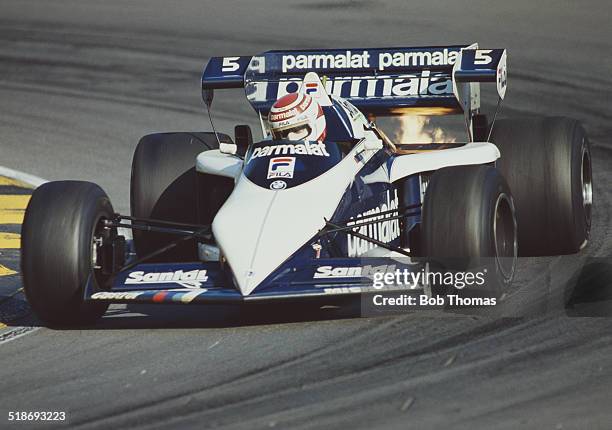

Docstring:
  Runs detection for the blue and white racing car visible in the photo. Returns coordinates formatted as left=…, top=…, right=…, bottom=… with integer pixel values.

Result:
left=21, top=44, right=592, bottom=325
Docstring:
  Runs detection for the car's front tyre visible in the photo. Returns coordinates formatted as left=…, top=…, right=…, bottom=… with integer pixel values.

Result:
left=21, top=181, right=113, bottom=326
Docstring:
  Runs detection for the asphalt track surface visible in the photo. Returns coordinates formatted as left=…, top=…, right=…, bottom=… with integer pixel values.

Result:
left=1, top=1, right=612, bottom=428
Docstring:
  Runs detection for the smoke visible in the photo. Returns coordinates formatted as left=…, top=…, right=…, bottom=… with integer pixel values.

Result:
left=393, top=115, right=456, bottom=144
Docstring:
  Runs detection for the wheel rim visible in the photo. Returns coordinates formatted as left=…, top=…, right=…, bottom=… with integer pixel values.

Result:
left=493, top=193, right=517, bottom=281
left=581, top=141, right=593, bottom=232
left=91, top=215, right=112, bottom=288
left=91, top=217, right=104, bottom=269
left=91, top=236, right=99, bottom=268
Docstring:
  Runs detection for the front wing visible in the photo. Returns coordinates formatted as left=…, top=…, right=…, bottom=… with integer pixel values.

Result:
left=85, top=258, right=427, bottom=305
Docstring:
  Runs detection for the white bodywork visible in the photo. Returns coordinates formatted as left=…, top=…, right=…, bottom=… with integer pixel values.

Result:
left=389, top=142, right=499, bottom=183
left=209, top=136, right=379, bottom=296
left=195, top=73, right=500, bottom=296
left=196, top=149, right=242, bottom=180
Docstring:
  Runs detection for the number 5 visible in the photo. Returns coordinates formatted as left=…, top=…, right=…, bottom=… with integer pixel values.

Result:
left=474, top=50, right=493, bottom=65
left=222, top=57, right=240, bottom=72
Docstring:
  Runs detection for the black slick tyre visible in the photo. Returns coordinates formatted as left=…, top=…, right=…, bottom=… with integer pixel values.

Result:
left=21, top=181, right=114, bottom=326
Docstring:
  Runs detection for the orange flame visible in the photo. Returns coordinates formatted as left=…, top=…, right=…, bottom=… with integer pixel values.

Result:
left=393, top=116, right=456, bottom=144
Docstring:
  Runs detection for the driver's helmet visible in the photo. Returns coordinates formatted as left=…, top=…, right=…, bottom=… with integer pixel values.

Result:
left=268, top=92, right=326, bottom=142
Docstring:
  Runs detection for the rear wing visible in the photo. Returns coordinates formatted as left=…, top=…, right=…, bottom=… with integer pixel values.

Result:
left=201, top=45, right=507, bottom=117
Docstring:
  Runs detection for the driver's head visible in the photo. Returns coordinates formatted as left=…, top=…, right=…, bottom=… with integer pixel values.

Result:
left=268, top=92, right=326, bottom=142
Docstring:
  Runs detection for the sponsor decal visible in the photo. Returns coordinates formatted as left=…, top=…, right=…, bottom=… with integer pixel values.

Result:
left=125, top=270, right=209, bottom=288
left=251, top=141, right=330, bottom=159
left=282, top=51, right=372, bottom=73
left=314, top=264, right=403, bottom=281
left=314, top=265, right=363, bottom=279
left=267, top=157, right=295, bottom=179
left=268, top=96, right=311, bottom=122
left=269, top=109, right=296, bottom=121
left=322, top=283, right=418, bottom=295
left=270, top=180, right=287, bottom=190
left=280, top=49, right=459, bottom=73
left=91, top=289, right=209, bottom=303
left=323, top=286, right=364, bottom=294
left=347, top=189, right=401, bottom=257
left=305, top=82, right=318, bottom=95
left=251, top=72, right=453, bottom=104
left=378, top=49, right=459, bottom=70
left=91, top=291, right=144, bottom=300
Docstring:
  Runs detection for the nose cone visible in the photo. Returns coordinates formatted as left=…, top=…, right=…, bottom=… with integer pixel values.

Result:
left=213, top=176, right=324, bottom=296
left=212, top=149, right=364, bottom=296
left=212, top=178, right=277, bottom=295
left=212, top=175, right=349, bottom=296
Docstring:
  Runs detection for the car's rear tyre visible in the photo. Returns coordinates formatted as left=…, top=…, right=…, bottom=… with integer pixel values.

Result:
left=130, top=132, right=232, bottom=261
left=21, top=181, right=113, bottom=326
left=490, top=117, right=592, bottom=256
left=422, top=165, right=517, bottom=296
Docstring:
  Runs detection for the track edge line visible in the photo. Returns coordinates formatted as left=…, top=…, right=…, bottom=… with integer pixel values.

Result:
left=0, top=166, right=49, bottom=188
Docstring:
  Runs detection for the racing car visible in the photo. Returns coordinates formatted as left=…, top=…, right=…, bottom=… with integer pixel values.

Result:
left=20, top=44, right=592, bottom=325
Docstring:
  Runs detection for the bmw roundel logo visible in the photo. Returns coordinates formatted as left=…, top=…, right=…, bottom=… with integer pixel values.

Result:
left=286, top=82, right=299, bottom=93
left=270, top=180, right=287, bottom=190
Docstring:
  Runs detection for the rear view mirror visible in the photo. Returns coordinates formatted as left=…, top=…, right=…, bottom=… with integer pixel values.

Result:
left=234, top=125, right=252, bottom=156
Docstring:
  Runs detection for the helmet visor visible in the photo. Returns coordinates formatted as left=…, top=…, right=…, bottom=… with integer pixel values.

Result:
left=271, top=124, right=312, bottom=141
